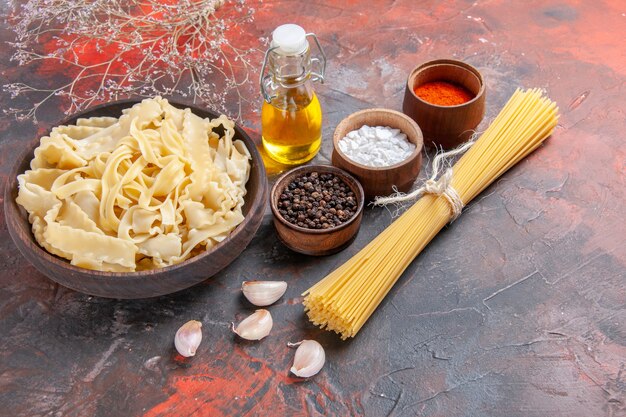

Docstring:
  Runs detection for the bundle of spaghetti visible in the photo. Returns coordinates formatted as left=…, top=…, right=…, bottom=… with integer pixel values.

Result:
left=302, top=88, right=559, bottom=339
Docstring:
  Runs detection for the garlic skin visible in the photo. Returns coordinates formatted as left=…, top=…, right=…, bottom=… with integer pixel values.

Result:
left=241, top=280, right=288, bottom=306
left=175, top=320, right=202, bottom=357
left=232, top=309, right=273, bottom=340
left=289, top=340, right=325, bottom=378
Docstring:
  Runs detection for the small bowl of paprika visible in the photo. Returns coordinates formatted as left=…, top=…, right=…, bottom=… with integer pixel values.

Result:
left=402, top=58, right=486, bottom=149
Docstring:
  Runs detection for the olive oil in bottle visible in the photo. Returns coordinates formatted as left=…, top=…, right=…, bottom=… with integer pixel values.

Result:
left=261, top=86, right=322, bottom=165
left=260, top=24, right=326, bottom=165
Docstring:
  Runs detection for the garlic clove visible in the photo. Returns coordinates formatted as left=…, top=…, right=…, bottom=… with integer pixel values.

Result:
left=175, top=320, right=202, bottom=357
left=289, top=340, right=325, bottom=378
left=241, top=280, right=288, bottom=306
left=232, top=309, right=273, bottom=340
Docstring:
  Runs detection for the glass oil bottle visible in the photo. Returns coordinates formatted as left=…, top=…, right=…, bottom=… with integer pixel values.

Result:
left=260, top=24, right=326, bottom=165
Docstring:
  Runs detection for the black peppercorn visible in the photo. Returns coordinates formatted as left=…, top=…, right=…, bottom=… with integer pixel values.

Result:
left=277, top=172, right=358, bottom=229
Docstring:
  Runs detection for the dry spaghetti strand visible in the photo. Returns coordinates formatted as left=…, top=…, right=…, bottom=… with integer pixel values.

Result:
left=302, top=88, right=559, bottom=339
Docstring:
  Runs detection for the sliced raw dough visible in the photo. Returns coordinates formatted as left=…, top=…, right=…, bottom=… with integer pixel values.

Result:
left=15, top=97, right=250, bottom=271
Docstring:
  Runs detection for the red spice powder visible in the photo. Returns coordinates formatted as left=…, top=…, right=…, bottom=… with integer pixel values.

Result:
left=413, top=81, right=474, bottom=106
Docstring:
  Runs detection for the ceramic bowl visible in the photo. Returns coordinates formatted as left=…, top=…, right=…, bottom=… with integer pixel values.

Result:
left=403, top=58, right=486, bottom=149
left=270, top=165, right=364, bottom=256
left=331, top=108, right=423, bottom=201
left=5, top=100, right=268, bottom=299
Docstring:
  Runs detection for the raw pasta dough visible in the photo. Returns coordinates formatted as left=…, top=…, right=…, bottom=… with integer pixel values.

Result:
left=16, top=98, right=251, bottom=272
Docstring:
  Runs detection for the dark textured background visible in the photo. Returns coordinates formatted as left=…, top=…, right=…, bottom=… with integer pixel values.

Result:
left=1, top=1, right=624, bottom=416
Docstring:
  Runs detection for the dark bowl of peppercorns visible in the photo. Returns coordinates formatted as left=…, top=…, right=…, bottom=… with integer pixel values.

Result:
left=270, top=165, right=365, bottom=256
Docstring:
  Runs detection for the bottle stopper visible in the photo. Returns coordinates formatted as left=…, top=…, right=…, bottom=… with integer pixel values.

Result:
left=271, top=24, right=308, bottom=55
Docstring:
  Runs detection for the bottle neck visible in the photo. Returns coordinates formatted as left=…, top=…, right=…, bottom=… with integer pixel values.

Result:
left=260, top=33, right=325, bottom=104
left=268, top=47, right=313, bottom=88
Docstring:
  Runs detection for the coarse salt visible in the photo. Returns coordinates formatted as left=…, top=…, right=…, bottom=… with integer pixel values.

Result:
left=338, top=125, right=416, bottom=167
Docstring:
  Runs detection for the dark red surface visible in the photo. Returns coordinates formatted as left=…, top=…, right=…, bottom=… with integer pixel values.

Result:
left=1, top=1, right=624, bottom=416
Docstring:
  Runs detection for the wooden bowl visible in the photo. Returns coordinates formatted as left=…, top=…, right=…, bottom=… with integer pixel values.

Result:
left=403, top=58, right=486, bottom=149
left=331, top=108, right=423, bottom=201
left=270, top=165, right=364, bottom=256
left=4, top=99, right=268, bottom=299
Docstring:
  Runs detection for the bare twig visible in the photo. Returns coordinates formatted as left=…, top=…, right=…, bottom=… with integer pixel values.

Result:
left=4, top=0, right=259, bottom=122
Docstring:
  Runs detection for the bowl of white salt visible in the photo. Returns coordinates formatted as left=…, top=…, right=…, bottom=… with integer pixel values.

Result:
left=331, top=108, right=423, bottom=200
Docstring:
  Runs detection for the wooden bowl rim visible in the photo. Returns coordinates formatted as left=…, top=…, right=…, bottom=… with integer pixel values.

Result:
left=5, top=98, right=268, bottom=278
left=270, top=164, right=364, bottom=235
left=332, top=108, right=424, bottom=172
left=406, top=58, right=486, bottom=109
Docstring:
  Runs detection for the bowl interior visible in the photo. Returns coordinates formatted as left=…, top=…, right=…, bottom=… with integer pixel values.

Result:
left=409, top=60, right=484, bottom=106
left=333, top=108, right=424, bottom=171
left=5, top=99, right=268, bottom=297
left=270, top=165, right=364, bottom=234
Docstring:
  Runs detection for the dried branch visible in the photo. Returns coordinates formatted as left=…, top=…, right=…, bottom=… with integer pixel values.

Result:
left=4, top=0, right=260, bottom=122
